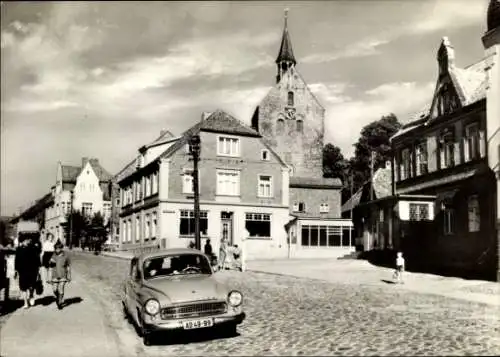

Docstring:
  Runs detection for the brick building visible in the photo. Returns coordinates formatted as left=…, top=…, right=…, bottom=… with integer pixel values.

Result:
left=117, top=110, right=292, bottom=259
left=389, top=1, right=500, bottom=280
left=252, top=10, right=353, bottom=258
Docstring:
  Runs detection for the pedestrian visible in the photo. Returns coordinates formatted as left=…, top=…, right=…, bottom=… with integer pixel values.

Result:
left=188, top=240, right=196, bottom=249
left=49, top=240, right=71, bottom=310
left=14, top=237, right=41, bottom=308
left=204, top=239, right=213, bottom=256
left=393, top=251, right=405, bottom=284
left=41, top=233, right=55, bottom=284
left=219, top=237, right=228, bottom=271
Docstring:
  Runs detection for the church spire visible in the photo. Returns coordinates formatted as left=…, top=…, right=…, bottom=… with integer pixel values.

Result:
left=276, top=8, right=297, bottom=83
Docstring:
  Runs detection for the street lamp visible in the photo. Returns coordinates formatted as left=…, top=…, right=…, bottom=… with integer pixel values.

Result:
left=68, top=190, right=74, bottom=249
left=188, top=134, right=201, bottom=250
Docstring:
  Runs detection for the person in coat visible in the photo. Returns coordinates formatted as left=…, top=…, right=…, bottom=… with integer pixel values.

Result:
left=15, top=237, right=41, bottom=308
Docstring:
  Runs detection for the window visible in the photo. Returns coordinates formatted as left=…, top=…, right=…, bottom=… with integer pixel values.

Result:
left=416, top=142, right=428, bottom=176
left=400, top=148, right=412, bottom=180
left=245, top=213, right=271, bottom=238
left=439, top=131, right=454, bottom=169
left=443, top=208, right=454, bottom=235
left=179, top=210, right=208, bottom=236
left=151, top=212, right=157, bottom=239
left=464, top=123, right=480, bottom=161
left=261, top=149, right=269, bottom=161
left=379, top=209, right=384, bottom=222
left=258, top=175, right=273, bottom=197
left=216, top=169, right=240, bottom=196
left=276, top=119, right=285, bottom=135
left=135, top=216, right=141, bottom=242
left=145, top=176, right=151, bottom=197
left=217, top=136, right=240, bottom=157
left=296, top=120, right=303, bottom=133
left=127, top=219, right=132, bottom=242
left=116, top=197, right=120, bottom=207
left=182, top=170, right=194, bottom=194
left=436, top=82, right=460, bottom=117
left=409, top=203, right=429, bottom=221
left=135, top=180, right=142, bottom=201
left=301, top=225, right=348, bottom=247
left=152, top=172, right=158, bottom=194
left=288, top=91, right=294, bottom=106
left=145, top=214, right=150, bottom=240
left=82, top=202, right=92, bottom=217
left=298, top=202, right=306, bottom=212
left=320, top=203, right=329, bottom=213
left=468, top=195, right=480, bottom=232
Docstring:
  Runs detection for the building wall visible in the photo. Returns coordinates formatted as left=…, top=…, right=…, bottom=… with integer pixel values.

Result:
left=158, top=201, right=290, bottom=260
left=167, top=131, right=286, bottom=205
left=254, top=68, right=325, bottom=178
left=289, top=187, right=341, bottom=218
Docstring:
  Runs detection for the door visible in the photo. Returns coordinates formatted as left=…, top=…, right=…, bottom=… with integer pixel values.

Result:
left=221, top=212, right=233, bottom=246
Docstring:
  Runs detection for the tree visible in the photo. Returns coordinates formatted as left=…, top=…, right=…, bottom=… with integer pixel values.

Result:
left=323, top=143, right=349, bottom=181
left=63, top=211, right=88, bottom=248
left=88, top=212, right=107, bottom=253
left=349, top=113, right=402, bottom=194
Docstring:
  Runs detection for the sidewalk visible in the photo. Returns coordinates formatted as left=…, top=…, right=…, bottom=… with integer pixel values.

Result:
left=98, top=250, right=500, bottom=306
left=0, top=271, right=121, bottom=357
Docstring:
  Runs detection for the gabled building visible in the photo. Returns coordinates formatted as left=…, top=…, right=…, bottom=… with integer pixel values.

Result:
left=117, top=110, right=292, bottom=259
left=252, top=10, right=353, bottom=258
left=45, top=157, right=113, bottom=244
left=388, top=0, right=500, bottom=280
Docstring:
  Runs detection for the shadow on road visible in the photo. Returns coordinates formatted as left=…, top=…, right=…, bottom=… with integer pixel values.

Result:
left=150, top=329, right=240, bottom=346
left=381, top=279, right=397, bottom=285
left=0, top=299, right=23, bottom=317
left=63, top=297, right=83, bottom=307
left=35, top=296, right=56, bottom=306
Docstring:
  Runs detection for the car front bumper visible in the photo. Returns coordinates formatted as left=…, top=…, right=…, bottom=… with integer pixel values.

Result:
left=143, top=312, right=246, bottom=333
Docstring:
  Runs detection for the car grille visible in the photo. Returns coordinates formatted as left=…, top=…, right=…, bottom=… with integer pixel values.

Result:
left=161, top=301, right=227, bottom=319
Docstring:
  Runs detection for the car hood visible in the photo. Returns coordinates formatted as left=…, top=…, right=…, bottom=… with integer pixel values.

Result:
left=142, top=275, right=228, bottom=304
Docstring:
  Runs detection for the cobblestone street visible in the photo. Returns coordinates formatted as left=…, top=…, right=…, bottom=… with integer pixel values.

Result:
left=66, top=253, right=500, bottom=356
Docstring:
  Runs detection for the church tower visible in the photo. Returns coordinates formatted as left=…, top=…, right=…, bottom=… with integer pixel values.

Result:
left=251, top=9, right=325, bottom=179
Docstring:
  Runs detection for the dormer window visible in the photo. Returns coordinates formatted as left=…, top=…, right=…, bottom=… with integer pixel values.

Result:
left=298, top=202, right=306, bottom=212
left=261, top=149, right=270, bottom=161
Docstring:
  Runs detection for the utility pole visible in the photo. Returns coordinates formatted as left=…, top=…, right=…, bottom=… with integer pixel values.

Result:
left=68, top=190, right=74, bottom=249
left=349, top=173, right=353, bottom=248
left=370, top=151, right=375, bottom=201
left=189, top=135, right=201, bottom=250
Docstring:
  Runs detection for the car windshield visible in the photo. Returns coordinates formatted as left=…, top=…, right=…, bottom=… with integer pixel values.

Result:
left=143, top=253, right=212, bottom=279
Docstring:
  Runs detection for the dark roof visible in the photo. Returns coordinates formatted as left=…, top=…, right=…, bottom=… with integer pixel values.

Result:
left=289, top=176, right=342, bottom=189
left=61, top=159, right=112, bottom=183
left=61, top=165, right=81, bottom=182
left=159, top=109, right=261, bottom=161
left=488, top=0, right=500, bottom=31
left=341, top=167, right=392, bottom=213
left=276, top=11, right=296, bottom=65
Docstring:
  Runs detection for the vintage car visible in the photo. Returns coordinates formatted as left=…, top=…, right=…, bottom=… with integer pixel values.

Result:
left=121, top=248, right=246, bottom=345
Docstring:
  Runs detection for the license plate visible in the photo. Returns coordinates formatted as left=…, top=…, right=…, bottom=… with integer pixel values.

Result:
left=182, top=318, right=213, bottom=330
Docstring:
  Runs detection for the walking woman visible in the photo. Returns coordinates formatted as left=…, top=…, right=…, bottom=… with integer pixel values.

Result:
left=15, top=237, right=41, bottom=308
left=49, top=240, right=71, bottom=310
left=219, top=237, right=228, bottom=271
left=41, top=233, right=55, bottom=284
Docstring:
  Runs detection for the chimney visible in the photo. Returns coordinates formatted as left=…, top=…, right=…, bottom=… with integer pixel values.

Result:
left=385, top=161, right=391, bottom=169
left=81, top=157, right=89, bottom=167
left=89, top=158, right=99, bottom=166
left=202, top=112, right=212, bottom=121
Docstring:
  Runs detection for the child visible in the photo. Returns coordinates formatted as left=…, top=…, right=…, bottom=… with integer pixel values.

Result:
left=49, top=240, right=71, bottom=310
left=394, top=251, right=405, bottom=284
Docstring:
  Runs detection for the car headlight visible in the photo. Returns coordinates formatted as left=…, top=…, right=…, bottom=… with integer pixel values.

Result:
left=144, top=299, right=160, bottom=315
left=228, top=290, right=243, bottom=307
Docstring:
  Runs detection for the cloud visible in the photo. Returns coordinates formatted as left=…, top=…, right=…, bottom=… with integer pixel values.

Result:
left=4, top=99, right=79, bottom=113
left=323, top=81, right=434, bottom=158
left=309, top=83, right=352, bottom=104
left=303, top=38, right=391, bottom=64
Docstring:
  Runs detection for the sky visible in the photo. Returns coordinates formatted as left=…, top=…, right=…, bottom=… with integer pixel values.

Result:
left=0, top=0, right=491, bottom=216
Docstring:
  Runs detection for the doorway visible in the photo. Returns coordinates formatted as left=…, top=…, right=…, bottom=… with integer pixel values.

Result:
left=221, top=211, right=234, bottom=246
